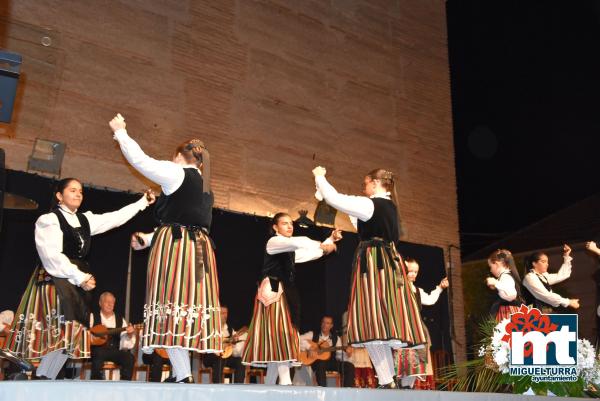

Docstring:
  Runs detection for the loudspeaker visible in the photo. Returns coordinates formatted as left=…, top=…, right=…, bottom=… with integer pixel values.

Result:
left=0, top=51, right=22, bottom=123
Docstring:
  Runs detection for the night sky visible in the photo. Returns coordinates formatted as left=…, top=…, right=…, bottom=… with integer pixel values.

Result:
left=447, top=0, right=600, bottom=255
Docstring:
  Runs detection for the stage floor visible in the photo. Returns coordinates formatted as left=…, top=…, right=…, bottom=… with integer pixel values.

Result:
left=0, top=381, right=586, bottom=401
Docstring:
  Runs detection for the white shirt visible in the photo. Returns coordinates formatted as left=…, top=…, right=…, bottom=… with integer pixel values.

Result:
left=315, top=175, right=391, bottom=229
left=35, top=197, right=149, bottom=286
left=0, top=310, right=14, bottom=332
left=490, top=269, right=518, bottom=302
left=113, top=128, right=200, bottom=196
left=522, top=256, right=572, bottom=308
left=266, top=234, right=333, bottom=263
left=415, top=285, right=443, bottom=306
left=89, top=312, right=136, bottom=350
left=299, top=331, right=348, bottom=361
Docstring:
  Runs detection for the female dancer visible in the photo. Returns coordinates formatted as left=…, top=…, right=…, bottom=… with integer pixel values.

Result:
left=242, top=212, right=339, bottom=385
left=110, top=113, right=220, bottom=383
left=5, top=178, right=152, bottom=379
left=313, top=166, right=426, bottom=388
left=522, top=245, right=578, bottom=312
left=486, top=249, right=525, bottom=321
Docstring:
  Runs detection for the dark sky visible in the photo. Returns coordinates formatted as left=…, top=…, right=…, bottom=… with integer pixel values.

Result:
left=447, top=0, right=600, bottom=255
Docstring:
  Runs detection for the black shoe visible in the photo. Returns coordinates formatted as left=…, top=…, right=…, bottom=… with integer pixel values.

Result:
left=177, top=376, right=194, bottom=384
left=377, top=381, right=397, bottom=389
left=162, top=376, right=177, bottom=383
left=32, top=375, right=50, bottom=380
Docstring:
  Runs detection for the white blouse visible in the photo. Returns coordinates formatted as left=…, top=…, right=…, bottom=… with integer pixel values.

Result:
left=266, top=234, right=333, bottom=263
left=315, top=175, right=390, bottom=228
left=35, top=197, right=149, bottom=286
left=490, top=269, right=518, bottom=302
left=418, top=286, right=443, bottom=306
left=113, top=128, right=200, bottom=196
left=522, top=256, right=572, bottom=308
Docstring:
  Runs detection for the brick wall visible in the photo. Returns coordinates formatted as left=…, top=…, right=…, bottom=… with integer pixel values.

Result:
left=0, top=0, right=465, bottom=361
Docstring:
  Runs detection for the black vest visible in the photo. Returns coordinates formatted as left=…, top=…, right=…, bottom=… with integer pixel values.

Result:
left=413, top=284, right=423, bottom=311
left=523, top=272, right=554, bottom=311
left=91, top=311, right=125, bottom=349
left=154, top=168, right=214, bottom=230
left=490, top=271, right=525, bottom=316
left=46, top=210, right=93, bottom=326
left=357, top=198, right=399, bottom=242
left=312, top=331, right=338, bottom=361
left=261, top=248, right=296, bottom=289
left=53, top=209, right=91, bottom=262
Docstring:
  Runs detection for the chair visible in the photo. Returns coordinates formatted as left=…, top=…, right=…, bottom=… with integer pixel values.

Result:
left=326, top=371, right=341, bottom=387
left=245, top=367, right=265, bottom=384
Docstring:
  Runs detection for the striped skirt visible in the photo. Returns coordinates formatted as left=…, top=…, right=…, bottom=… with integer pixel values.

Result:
left=242, top=287, right=300, bottom=367
left=4, top=267, right=90, bottom=359
left=396, top=326, right=432, bottom=378
left=142, top=225, right=222, bottom=353
left=347, top=240, right=426, bottom=348
left=495, top=305, right=521, bottom=322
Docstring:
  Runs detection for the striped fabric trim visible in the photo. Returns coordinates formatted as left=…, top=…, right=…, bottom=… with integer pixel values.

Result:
left=347, top=242, right=426, bottom=348
left=242, top=289, right=300, bottom=367
left=496, top=305, right=521, bottom=322
left=142, top=226, right=222, bottom=353
left=5, top=268, right=90, bottom=359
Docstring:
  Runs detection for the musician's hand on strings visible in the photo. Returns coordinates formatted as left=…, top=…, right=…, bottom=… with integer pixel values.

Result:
left=109, top=113, right=126, bottom=132
left=312, top=166, right=326, bottom=177
left=144, top=189, right=156, bottom=205
left=439, top=277, right=449, bottom=289
left=307, top=348, right=317, bottom=359
left=81, top=275, right=96, bottom=291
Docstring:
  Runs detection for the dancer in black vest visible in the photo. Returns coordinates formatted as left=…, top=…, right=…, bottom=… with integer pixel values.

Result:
left=4, top=178, right=152, bottom=379
left=300, top=316, right=355, bottom=387
left=242, top=212, right=340, bottom=385
left=110, top=113, right=220, bottom=383
left=522, top=245, right=578, bottom=313
left=89, top=292, right=136, bottom=380
left=486, top=249, right=526, bottom=321
left=314, top=167, right=427, bottom=388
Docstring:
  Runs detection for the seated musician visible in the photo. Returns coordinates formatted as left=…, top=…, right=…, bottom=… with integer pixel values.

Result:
left=300, top=315, right=355, bottom=387
left=202, top=306, right=247, bottom=383
left=142, top=349, right=171, bottom=382
left=89, top=292, right=136, bottom=380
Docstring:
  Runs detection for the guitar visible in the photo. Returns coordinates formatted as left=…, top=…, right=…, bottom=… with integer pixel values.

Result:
left=219, top=326, right=248, bottom=359
left=297, top=340, right=347, bottom=365
left=89, top=323, right=142, bottom=346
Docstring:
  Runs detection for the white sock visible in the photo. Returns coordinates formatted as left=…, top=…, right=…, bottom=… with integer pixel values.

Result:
left=401, top=376, right=417, bottom=388
left=46, top=351, right=68, bottom=379
left=365, top=344, right=393, bottom=385
left=166, top=348, right=191, bottom=381
left=277, top=363, right=291, bottom=385
left=35, top=352, right=55, bottom=377
left=265, top=362, right=278, bottom=385
left=383, top=346, right=396, bottom=378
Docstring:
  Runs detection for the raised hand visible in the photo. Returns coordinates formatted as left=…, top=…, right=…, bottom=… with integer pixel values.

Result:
left=330, top=229, right=343, bottom=242
left=320, top=243, right=337, bottom=255
left=312, top=166, right=326, bottom=177
left=569, top=299, right=580, bottom=309
left=131, top=232, right=149, bottom=250
left=439, top=277, right=449, bottom=289
left=563, top=244, right=571, bottom=258
left=109, top=113, right=126, bottom=132
left=586, top=241, right=600, bottom=255
left=81, top=276, right=96, bottom=291
left=485, top=276, right=497, bottom=290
